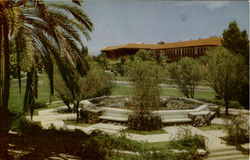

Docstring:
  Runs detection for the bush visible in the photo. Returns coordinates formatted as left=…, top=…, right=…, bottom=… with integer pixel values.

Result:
left=228, top=101, right=243, bottom=109
left=81, top=137, right=107, bottom=160
left=224, top=113, right=249, bottom=145
left=169, top=127, right=206, bottom=150
left=79, top=61, right=114, bottom=99
left=128, top=113, right=162, bottom=131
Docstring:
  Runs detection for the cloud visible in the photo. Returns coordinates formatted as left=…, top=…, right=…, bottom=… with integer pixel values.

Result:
left=201, top=1, right=230, bottom=10
left=177, top=1, right=230, bottom=10
left=180, top=14, right=188, bottom=22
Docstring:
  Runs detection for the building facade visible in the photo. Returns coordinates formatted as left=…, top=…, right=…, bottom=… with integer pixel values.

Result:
left=101, top=36, right=222, bottom=61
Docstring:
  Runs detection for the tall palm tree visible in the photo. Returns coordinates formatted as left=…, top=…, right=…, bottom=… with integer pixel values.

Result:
left=0, top=0, right=93, bottom=157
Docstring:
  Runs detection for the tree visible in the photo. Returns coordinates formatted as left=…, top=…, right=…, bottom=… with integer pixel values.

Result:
left=134, top=49, right=168, bottom=66
left=126, top=60, right=163, bottom=113
left=74, top=60, right=113, bottom=123
left=222, top=20, right=249, bottom=108
left=222, top=20, right=249, bottom=63
left=125, top=60, right=163, bottom=131
left=55, top=60, right=113, bottom=123
left=205, top=47, right=246, bottom=115
left=157, top=41, right=165, bottom=45
left=0, top=0, right=93, bottom=157
left=168, top=57, right=202, bottom=99
left=93, top=53, right=109, bottom=70
left=54, top=69, right=74, bottom=113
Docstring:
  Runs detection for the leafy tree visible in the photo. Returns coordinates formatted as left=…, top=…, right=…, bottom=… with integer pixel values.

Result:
left=157, top=41, right=165, bottom=44
left=55, top=60, right=113, bottom=123
left=54, top=69, right=74, bottom=113
left=205, top=47, right=246, bottom=115
left=93, top=53, right=109, bottom=70
left=222, top=20, right=249, bottom=63
left=79, top=61, right=113, bottom=99
left=222, top=20, right=249, bottom=108
left=168, top=57, right=202, bottom=99
left=134, top=49, right=168, bottom=66
left=0, top=0, right=93, bottom=157
left=135, top=49, right=154, bottom=61
left=126, top=60, right=163, bottom=113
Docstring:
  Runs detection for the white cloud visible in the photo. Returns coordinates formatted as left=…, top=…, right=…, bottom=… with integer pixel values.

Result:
left=200, top=1, right=230, bottom=10
left=177, top=1, right=230, bottom=10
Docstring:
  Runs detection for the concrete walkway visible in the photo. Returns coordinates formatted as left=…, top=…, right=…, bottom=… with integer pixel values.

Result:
left=27, top=105, right=245, bottom=152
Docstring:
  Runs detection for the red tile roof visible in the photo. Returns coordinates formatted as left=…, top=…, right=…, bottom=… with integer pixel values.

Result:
left=155, top=36, right=222, bottom=49
left=101, top=36, right=222, bottom=51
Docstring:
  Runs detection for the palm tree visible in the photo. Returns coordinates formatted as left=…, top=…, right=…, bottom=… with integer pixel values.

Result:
left=0, top=0, right=93, bottom=157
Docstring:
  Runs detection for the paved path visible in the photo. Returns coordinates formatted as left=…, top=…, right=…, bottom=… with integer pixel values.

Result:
left=27, top=105, right=246, bottom=152
left=163, top=125, right=233, bottom=150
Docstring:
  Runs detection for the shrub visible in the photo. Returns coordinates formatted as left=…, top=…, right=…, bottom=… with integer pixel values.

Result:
left=228, top=101, right=243, bottom=109
left=169, top=127, right=206, bottom=151
left=128, top=113, right=162, bottom=131
left=224, top=113, right=249, bottom=145
left=79, top=61, right=114, bottom=99
left=81, top=138, right=107, bottom=160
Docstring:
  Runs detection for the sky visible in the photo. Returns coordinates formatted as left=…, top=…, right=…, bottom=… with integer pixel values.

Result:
left=79, top=0, right=249, bottom=55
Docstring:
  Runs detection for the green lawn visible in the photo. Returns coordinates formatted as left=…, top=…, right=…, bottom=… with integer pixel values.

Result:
left=113, top=75, right=210, bottom=87
left=64, top=120, right=91, bottom=127
left=198, top=124, right=227, bottom=131
left=8, top=75, right=60, bottom=114
left=112, top=85, right=217, bottom=101
left=8, top=75, right=217, bottom=115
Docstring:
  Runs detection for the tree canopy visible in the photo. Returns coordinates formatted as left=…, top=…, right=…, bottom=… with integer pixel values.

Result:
left=221, top=20, right=249, bottom=108
left=0, top=0, right=93, bottom=157
left=126, top=60, right=163, bottom=113
left=222, top=20, right=249, bottom=62
left=168, top=57, right=202, bottom=99
left=205, top=47, right=247, bottom=114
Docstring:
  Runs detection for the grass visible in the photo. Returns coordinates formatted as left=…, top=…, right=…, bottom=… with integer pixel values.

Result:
left=113, top=75, right=210, bottom=87
left=198, top=124, right=227, bottom=131
left=112, top=85, right=217, bottom=101
left=8, top=74, right=60, bottom=114
left=121, top=129, right=167, bottom=135
left=64, top=120, right=91, bottom=127
left=143, top=141, right=171, bottom=150
left=9, top=74, right=217, bottom=117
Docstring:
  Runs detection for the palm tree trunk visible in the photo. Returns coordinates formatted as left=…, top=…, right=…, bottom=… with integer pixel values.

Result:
left=0, top=19, right=11, bottom=158
left=224, top=97, right=229, bottom=116
left=75, top=101, right=80, bottom=123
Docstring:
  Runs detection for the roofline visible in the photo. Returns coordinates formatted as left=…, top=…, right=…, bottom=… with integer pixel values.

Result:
left=101, top=36, right=222, bottom=52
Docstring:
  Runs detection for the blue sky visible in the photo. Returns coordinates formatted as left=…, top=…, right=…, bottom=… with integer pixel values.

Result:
left=80, top=1, right=249, bottom=55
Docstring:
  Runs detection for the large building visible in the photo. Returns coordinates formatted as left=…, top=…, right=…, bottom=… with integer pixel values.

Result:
left=101, top=36, right=222, bottom=61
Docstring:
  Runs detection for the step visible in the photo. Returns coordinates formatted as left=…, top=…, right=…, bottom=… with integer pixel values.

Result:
left=99, top=116, right=127, bottom=122
left=209, top=147, right=236, bottom=153
left=206, top=154, right=249, bottom=160
left=208, top=150, right=243, bottom=158
left=162, top=118, right=192, bottom=123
